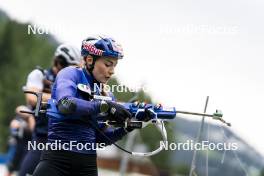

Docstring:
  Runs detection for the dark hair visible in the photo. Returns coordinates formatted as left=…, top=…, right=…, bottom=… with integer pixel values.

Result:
left=54, top=55, right=69, bottom=68
left=85, top=55, right=100, bottom=69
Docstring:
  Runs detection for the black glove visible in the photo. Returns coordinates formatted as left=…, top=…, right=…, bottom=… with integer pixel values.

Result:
left=125, top=108, right=152, bottom=132
left=142, top=108, right=153, bottom=122
left=135, top=105, right=153, bottom=122
left=100, top=100, right=132, bottom=123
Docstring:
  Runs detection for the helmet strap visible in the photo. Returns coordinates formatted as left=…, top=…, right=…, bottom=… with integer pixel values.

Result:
left=86, top=56, right=100, bottom=84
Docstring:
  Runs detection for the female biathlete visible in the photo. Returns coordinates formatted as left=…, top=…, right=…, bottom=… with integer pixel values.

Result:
left=33, top=35, right=149, bottom=176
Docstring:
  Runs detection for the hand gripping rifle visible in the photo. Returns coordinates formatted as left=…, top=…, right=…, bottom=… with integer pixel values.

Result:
left=20, top=89, right=231, bottom=157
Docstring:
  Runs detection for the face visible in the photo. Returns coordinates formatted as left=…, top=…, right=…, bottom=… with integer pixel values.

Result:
left=86, top=56, right=118, bottom=83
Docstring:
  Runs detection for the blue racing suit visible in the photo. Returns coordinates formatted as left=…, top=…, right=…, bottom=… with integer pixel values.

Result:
left=47, top=66, right=128, bottom=154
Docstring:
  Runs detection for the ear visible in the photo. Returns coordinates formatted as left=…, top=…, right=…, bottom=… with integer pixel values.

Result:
left=85, top=55, right=93, bottom=65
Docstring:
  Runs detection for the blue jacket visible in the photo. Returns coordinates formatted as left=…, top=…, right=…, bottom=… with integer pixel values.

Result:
left=47, top=66, right=127, bottom=154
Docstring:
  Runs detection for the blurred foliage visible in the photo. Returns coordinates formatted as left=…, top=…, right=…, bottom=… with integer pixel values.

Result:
left=0, top=17, right=57, bottom=151
left=261, top=168, right=264, bottom=176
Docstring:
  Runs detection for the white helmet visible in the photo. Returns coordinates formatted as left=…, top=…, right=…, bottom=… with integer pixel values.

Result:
left=54, top=44, right=82, bottom=65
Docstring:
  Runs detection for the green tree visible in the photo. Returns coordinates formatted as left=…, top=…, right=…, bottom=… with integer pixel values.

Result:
left=0, top=19, right=56, bottom=151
